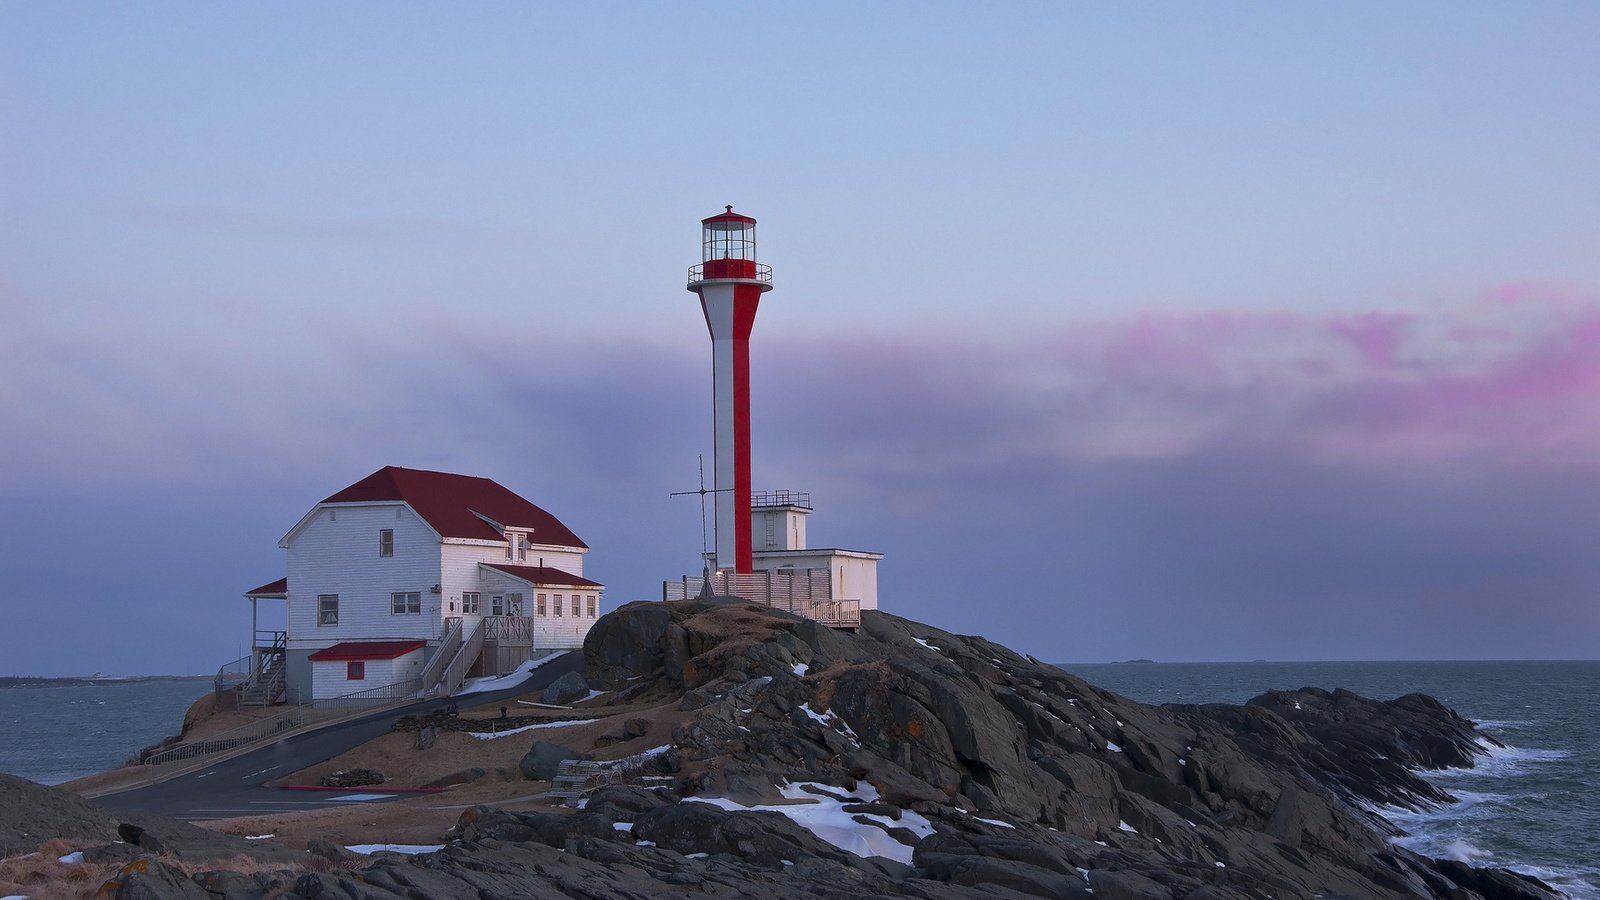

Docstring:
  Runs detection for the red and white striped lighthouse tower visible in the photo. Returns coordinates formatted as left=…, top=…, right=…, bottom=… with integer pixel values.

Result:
left=688, top=207, right=773, bottom=574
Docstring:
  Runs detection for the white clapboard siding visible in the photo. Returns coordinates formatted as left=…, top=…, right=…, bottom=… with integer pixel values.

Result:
left=474, top=568, right=602, bottom=650
left=285, top=503, right=444, bottom=651
left=310, top=648, right=425, bottom=701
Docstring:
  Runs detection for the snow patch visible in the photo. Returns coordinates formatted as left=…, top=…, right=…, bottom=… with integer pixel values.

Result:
left=1118, top=820, right=1138, bottom=833
left=455, top=653, right=569, bottom=696
left=684, top=781, right=933, bottom=864
left=975, top=817, right=1015, bottom=829
left=1105, top=742, right=1123, bottom=753
left=791, top=662, right=809, bottom=677
left=56, top=851, right=84, bottom=864
left=798, top=703, right=860, bottom=744
left=244, top=834, right=274, bottom=840
left=612, top=822, right=633, bottom=832
left=467, top=719, right=598, bottom=740
left=345, top=844, right=443, bottom=855
left=912, top=637, right=942, bottom=653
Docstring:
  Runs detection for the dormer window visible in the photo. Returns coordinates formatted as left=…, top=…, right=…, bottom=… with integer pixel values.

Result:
left=378, top=528, right=394, bottom=557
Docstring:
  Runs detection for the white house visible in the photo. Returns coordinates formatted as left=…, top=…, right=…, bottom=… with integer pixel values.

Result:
left=234, top=466, right=603, bottom=706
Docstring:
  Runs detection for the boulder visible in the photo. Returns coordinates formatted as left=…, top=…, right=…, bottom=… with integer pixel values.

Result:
left=542, top=670, right=591, bottom=705
left=518, top=740, right=583, bottom=781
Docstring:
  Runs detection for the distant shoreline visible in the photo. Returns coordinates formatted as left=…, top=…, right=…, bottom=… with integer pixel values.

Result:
left=0, top=675, right=212, bottom=689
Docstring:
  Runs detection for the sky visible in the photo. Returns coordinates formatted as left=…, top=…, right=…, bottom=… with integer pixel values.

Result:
left=2, top=2, right=1597, bottom=674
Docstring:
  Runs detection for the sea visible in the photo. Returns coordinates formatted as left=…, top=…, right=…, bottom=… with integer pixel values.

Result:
left=2, top=663, right=1595, bottom=897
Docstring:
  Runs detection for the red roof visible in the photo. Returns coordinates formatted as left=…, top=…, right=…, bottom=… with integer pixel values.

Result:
left=307, top=640, right=425, bottom=662
left=482, top=563, right=603, bottom=588
left=702, top=207, right=756, bottom=225
left=246, top=577, right=287, bottom=597
left=322, top=466, right=586, bottom=548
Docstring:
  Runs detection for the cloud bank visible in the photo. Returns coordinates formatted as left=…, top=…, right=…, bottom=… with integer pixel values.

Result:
left=2, top=284, right=1596, bottom=672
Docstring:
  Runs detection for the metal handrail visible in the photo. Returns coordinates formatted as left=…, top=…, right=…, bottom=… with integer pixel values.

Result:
left=213, top=655, right=251, bottom=698
left=686, top=262, right=772, bottom=286
left=751, top=489, right=810, bottom=508
left=314, top=677, right=423, bottom=709
left=143, top=706, right=308, bottom=767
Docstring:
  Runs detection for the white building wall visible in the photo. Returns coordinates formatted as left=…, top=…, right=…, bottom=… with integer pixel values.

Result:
left=285, top=503, right=443, bottom=653
left=476, top=567, right=601, bottom=650
left=309, top=648, right=424, bottom=702
left=752, top=550, right=880, bottom=611
left=752, top=507, right=809, bottom=552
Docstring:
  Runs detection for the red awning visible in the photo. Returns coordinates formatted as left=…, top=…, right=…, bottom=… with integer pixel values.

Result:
left=307, top=640, right=425, bottom=662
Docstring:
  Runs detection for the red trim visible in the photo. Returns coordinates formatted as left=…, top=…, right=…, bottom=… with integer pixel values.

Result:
left=481, top=563, right=602, bottom=587
left=702, top=210, right=757, bottom=225
left=703, top=258, right=758, bottom=279
left=731, top=284, right=761, bottom=573
left=246, top=577, right=288, bottom=597
left=308, top=640, right=425, bottom=662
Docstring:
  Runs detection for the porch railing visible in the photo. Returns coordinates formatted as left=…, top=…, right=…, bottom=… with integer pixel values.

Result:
left=484, top=615, right=533, bottom=642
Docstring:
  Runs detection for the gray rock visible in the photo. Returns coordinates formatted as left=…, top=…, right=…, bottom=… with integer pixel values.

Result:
left=541, top=670, right=590, bottom=705
left=518, top=740, right=583, bottom=780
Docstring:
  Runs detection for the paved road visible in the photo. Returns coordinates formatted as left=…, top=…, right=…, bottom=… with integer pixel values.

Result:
left=98, top=652, right=584, bottom=821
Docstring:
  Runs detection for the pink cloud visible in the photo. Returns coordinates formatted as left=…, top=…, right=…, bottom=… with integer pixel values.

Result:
left=757, top=283, right=1600, bottom=473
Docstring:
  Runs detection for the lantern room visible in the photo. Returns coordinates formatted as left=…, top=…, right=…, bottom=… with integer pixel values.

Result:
left=690, top=206, right=773, bottom=286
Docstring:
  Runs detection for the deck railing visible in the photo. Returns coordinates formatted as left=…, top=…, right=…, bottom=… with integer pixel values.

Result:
left=662, top=569, right=861, bottom=628
left=484, top=615, right=533, bottom=642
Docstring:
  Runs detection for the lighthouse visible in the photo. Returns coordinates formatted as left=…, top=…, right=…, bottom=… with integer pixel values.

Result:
left=688, top=207, right=773, bottom=574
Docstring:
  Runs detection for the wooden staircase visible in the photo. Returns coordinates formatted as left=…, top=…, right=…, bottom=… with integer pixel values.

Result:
left=234, top=631, right=287, bottom=707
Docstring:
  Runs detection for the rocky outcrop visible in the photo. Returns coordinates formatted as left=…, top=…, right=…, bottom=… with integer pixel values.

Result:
left=67, top=601, right=1563, bottom=899
left=0, top=772, right=306, bottom=864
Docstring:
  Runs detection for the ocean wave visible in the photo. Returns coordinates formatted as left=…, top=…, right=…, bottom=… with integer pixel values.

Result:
left=1378, top=784, right=1600, bottom=899
left=1425, top=740, right=1573, bottom=780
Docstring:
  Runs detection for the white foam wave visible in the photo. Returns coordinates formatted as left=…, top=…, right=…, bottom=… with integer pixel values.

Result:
left=1426, top=740, right=1571, bottom=779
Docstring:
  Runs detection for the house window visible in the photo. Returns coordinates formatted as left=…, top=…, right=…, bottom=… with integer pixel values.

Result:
left=318, top=595, right=339, bottom=626
left=347, top=661, right=365, bottom=680
left=552, top=594, right=562, bottom=616
left=391, top=591, right=421, bottom=615
left=507, top=593, right=523, bottom=616
left=462, top=592, right=480, bottom=614
left=536, top=593, right=547, bottom=616
left=491, top=594, right=504, bottom=616
left=517, top=535, right=527, bottom=561
left=571, top=595, right=580, bottom=617
left=586, top=595, right=596, bottom=617
left=378, top=528, right=394, bottom=557
left=505, top=537, right=513, bottom=560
